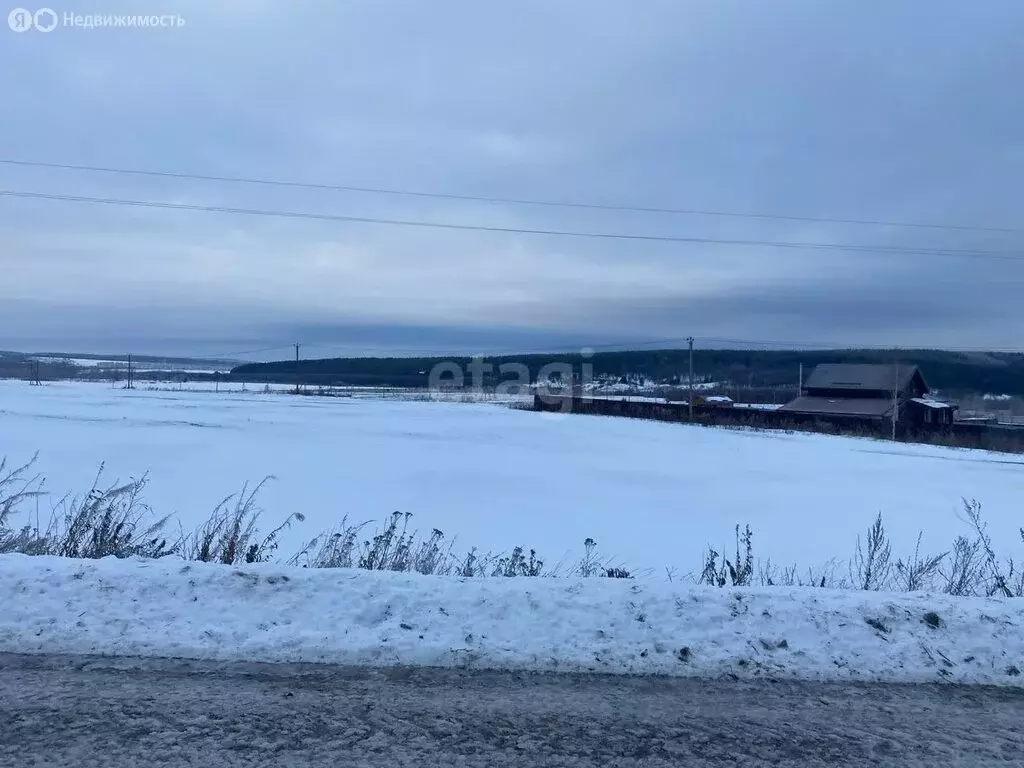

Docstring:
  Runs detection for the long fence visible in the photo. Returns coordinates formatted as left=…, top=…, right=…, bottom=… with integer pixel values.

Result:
left=531, top=395, right=1024, bottom=454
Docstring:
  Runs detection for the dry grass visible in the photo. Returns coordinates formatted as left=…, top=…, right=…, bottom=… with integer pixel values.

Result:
left=1, top=454, right=1021, bottom=595
left=177, top=477, right=304, bottom=565
left=2, top=456, right=173, bottom=559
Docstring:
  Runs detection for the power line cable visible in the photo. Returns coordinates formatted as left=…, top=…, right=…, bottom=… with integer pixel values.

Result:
left=2, top=157, right=1021, bottom=235
left=2, top=189, right=1023, bottom=261
left=194, top=344, right=297, bottom=361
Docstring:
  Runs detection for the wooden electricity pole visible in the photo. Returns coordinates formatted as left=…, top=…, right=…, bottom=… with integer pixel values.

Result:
left=687, top=336, right=694, bottom=421
left=126, top=354, right=133, bottom=390
left=294, top=343, right=301, bottom=395
left=891, top=360, right=899, bottom=441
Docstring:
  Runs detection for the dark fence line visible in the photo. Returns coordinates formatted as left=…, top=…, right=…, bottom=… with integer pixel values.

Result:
left=531, top=395, right=1024, bottom=454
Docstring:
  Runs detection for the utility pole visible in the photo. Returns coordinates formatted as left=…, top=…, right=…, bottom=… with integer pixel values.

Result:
left=294, top=343, right=301, bottom=395
left=891, top=360, right=899, bottom=441
left=687, top=336, right=694, bottom=421
left=126, top=354, right=133, bottom=390
left=799, top=362, right=803, bottom=397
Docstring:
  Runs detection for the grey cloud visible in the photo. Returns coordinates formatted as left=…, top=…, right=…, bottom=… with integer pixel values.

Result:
left=2, top=0, right=1023, bottom=356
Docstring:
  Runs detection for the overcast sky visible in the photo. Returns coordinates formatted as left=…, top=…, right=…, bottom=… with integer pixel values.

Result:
left=2, top=0, right=1023, bottom=360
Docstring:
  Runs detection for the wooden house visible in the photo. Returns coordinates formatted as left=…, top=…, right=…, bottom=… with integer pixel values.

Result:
left=778, top=364, right=956, bottom=427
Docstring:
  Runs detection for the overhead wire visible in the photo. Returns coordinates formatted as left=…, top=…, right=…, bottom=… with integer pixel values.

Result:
left=1, top=189, right=1023, bottom=261
left=3, top=157, right=1021, bottom=234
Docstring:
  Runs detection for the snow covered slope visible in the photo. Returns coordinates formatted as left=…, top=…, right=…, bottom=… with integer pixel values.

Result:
left=1, top=554, right=1021, bottom=685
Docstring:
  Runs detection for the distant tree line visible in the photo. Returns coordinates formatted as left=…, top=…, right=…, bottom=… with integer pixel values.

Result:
left=229, top=348, right=1024, bottom=396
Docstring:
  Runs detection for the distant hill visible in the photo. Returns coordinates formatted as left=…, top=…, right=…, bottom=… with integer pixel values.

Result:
left=23, top=352, right=235, bottom=367
left=230, top=348, right=1024, bottom=397
left=0, top=351, right=236, bottom=381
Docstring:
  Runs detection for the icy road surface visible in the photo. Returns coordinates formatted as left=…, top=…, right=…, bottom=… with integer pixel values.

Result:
left=2, top=654, right=1022, bottom=768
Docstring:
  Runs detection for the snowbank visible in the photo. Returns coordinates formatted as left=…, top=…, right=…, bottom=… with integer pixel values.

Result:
left=1, top=555, right=1022, bottom=685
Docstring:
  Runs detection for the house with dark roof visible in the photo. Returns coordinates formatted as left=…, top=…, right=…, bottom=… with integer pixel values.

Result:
left=778, top=364, right=957, bottom=427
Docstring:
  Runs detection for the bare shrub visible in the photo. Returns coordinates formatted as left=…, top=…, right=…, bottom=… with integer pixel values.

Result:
left=758, top=559, right=791, bottom=587
left=800, top=560, right=847, bottom=589
left=358, top=510, right=411, bottom=571
left=53, top=466, right=174, bottom=559
left=294, top=512, right=456, bottom=575
left=894, top=533, right=947, bottom=592
left=449, top=548, right=503, bottom=577
left=0, top=526, right=51, bottom=555
left=929, top=501, right=1024, bottom=597
left=698, top=525, right=754, bottom=587
left=290, top=518, right=363, bottom=569
left=0, top=454, right=45, bottom=528
left=727, top=524, right=754, bottom=586
left=941, top=535, right=985, bottom=596
left=1014, top=528, right=1024, bottom=597
left=578, top=537, right=602, bottom=578
left=492, top=546, right=544, bottom=577
left=179, top=477, right=303, bottom=564
left=851, top=513, right=892, bottom=590
left=408, top=527, right=450, bottom=575
left=924, top=500, right=1015, bottom=597
left=456, top=547, right=484, bottom=577
left=961, top=499, right=1017, bottom=597
left=698, top=546, right=725, bottom=586
left=0, top=454, right=49, bottom=554
left=357, top=511, right=449, bottom=573
left=571, top=537, right=632, bottom=578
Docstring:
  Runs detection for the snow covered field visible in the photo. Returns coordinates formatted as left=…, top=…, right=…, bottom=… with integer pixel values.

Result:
left=1, top=380, right=1023, bottom=573
left=29, top=356, right=227, bottom=374
left=1, top=554, right=1021, bottom=685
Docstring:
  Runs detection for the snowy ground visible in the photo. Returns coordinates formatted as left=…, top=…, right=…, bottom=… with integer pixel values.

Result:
left=67, top=380, right=529, bottom=403
left=1, top=554, right=1021, bottom=685
left=1, top=379, right=1023, bottom=573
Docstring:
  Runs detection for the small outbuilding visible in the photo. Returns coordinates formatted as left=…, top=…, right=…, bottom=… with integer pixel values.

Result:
left=906, top=397, right=958, bottom=426
left=699, top=395, right=734, bottom=408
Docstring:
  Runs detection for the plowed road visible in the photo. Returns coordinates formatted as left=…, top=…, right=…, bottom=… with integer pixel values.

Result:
left=2, top=654, right=1022, bottom=767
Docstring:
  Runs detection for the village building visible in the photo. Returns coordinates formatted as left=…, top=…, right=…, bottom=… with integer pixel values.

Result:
left=777, top=363, right=957, bottom=428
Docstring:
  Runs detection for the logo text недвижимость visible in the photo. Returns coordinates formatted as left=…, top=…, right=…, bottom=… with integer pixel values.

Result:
left=8, top=8, right=185, bottom=31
